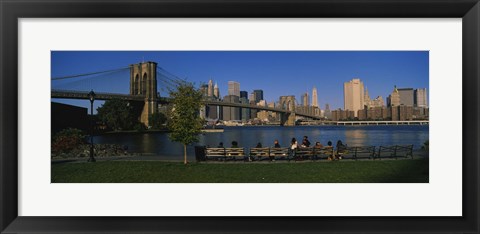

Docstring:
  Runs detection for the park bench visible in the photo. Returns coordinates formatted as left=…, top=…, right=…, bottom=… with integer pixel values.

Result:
left=249, top=147, right=270, bottom=161
left=205, top=147, right=226, bottom=161
left=269, top=147, right=290, bottom=161
left=295, top=147, right=315, bottom=161
left=376, top=145, right=414, bottom=159
left=313, top=146, right=335, bottom=160
left=336, top=146, right=376, bottom=160
left=224, top=147, right=246, bottom=161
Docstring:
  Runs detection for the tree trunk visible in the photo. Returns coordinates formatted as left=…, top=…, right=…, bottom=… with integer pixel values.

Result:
left=183, top=144, right=188, bottom=165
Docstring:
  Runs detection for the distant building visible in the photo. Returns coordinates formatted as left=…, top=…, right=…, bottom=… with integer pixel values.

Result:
left=398, top=88, right=415, bottom=106
left=415, top=88, right=428, bottom=108
left=332, top=109, right=355, bottom=121
left=228, top=81, right=240, bottom=97
left=268, top=102, right=277, bottom=121
left=222, top=95, right=240, bottom=121
left=240, top=91, right=248, bottom=99
left=344, top=78, right=364, bottom=117
left=388, top=86, right=401, bottom=107
left=324, top=103, right=331, bottom=119
left=249, top=100, right=258, bottom=120
left=312, top=86, right=318, bottom=107
left=372, top=96, right=384, bottom=107
left=207, top=105, right=218, bottom=119
left=199, top=84, right=208, bottom=97
left=213, top=82, right=220, bottom=99
left=301, top=92, right=309, bottom=106
left=240, top=97, right=250, bottom=122
left=207, top=79, right=214, bottom=97
left=364, top=87, right=372, bottom=108
left=253, top=90, right=264, bottom=103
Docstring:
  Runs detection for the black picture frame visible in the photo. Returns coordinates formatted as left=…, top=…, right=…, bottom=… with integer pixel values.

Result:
left=1, top=0, right=478, bottom=233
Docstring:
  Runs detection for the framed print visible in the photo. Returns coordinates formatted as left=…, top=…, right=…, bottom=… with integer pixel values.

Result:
left=1, top=0, right=479, bottom=233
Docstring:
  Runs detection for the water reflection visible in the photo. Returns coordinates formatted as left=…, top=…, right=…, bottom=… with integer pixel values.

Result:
left=344, top=129, right=367, bottom=146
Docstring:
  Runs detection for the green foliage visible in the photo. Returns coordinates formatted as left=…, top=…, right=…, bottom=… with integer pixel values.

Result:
left=149, top=112, right=167, bottom=129
left=167, top=82, right=204, bottom=145
left=134, top=122, right=145, bottom=132
left=52, top=128, right=85, bottom=153
left=97, top=99, right=137, bottom=130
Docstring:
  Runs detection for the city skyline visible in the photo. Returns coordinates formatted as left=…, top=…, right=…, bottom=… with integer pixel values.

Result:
left=52, top=51, right=429, bottom=111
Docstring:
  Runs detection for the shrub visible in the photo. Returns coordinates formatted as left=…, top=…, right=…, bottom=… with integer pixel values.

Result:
left=52, top=128, right=85, bottom=154
left=134, top=123, right=145, bottom=132
left=421, top=140, right=429, bottom=150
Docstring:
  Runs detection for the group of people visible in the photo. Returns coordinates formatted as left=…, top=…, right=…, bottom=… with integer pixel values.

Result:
left=287, top=136, right=347, bottom=160
left=215, top=136, right=347, bottom=161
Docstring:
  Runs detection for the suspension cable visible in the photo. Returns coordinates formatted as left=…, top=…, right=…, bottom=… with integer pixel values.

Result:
left=51, top=67, right=130, bottom=80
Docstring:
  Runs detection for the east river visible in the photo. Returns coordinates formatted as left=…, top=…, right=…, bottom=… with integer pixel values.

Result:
left=93, top=125, right=429, bottom=161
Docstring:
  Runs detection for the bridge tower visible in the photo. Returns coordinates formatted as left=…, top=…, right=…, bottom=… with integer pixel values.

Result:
left=130, top=61, right=158, bottom=127
left=279, top=95, right=296, bottom=126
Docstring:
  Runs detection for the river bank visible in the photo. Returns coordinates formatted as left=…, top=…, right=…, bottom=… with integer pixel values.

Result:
left=51, top=143, right=138, bottom=159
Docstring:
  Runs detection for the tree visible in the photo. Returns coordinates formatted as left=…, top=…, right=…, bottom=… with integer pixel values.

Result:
left=167, top=82, right=204, bottom=164
left=149, top=112, right=167, bottom=130
left=97, top=99, right=137, bottom=131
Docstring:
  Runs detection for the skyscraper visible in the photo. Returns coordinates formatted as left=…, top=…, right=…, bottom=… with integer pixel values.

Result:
left=240, top=91, right=248, bottom=99
left=253, top=90, right=264, bottom=103
left=388, top=86, right=401, bottom=107
left=240, top=97, right=250, bottom=122
left=398, top=88, right=414, bottom=106
left=207, top=79, right=213, bottom=97
left=301, top=92, right=309, bottom=106
left=343, top=78, right=365, bottom=117
left=213, top=82, right=219, bottom=98
left=372, top=96, right=385, bottom=107
left=364, top=87, right=372, bottom=108
left=312, top=87, right=318, bottom=107
left=228, top=81, right=240, bottom=97
left=415, top=88, right=428, bottom=108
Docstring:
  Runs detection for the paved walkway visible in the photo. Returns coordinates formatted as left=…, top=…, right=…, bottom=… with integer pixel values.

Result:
left=52, top=152, right=428, bottom=164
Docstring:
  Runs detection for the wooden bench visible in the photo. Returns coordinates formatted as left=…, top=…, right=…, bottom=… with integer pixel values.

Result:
left=376, top=145, right=413, bottom=159
left=295, top=147, right=315, bottom=161
left=205, top=148, right=226, bottom=161
left=269, top=147, right=290, bottom=161
left=336, top=146, right=376, bottom=160
left=313, top=146, right=335, bottom=160
left=249, top=147, right=270, bottom=161
left=224, top=147, right=246, bottom=161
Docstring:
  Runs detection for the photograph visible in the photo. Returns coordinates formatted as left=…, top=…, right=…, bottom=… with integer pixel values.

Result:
left=51, top=51, right=429, bottom=183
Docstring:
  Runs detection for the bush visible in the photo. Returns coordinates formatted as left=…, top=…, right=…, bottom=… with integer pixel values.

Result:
left=52, top=128, right=85, bottom=154
left=134, top=123, right=145, bottom=132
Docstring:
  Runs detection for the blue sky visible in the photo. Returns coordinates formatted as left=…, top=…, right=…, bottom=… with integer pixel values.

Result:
left=51, top=51, right=428, bottom=111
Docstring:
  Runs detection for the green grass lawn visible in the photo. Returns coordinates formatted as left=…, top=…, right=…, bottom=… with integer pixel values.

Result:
left=51, top=159, right=429, bottom=183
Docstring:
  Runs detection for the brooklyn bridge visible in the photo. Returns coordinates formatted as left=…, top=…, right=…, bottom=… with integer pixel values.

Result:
left=52, top=61, right=323, bottom=126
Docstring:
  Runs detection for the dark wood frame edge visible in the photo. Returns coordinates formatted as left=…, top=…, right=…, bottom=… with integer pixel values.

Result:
left=1, top=0, right=478, bottom=233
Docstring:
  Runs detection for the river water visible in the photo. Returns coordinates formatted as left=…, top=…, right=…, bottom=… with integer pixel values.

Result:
left=93, top=125, right=429, bottom=161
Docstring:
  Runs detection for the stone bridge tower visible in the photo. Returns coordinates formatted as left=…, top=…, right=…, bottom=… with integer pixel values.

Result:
left=279, top=95, right=296, bottom=126
left=130, top=62, right=158, bottom=127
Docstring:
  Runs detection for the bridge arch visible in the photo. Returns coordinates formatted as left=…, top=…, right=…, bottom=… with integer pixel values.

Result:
left=142, top=73, right=148, bottom=94
left=134, top=74, right=139, bottom=94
